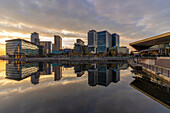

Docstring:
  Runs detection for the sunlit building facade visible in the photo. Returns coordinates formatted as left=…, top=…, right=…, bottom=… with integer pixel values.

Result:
left=6, top=39, right=39, bottom=58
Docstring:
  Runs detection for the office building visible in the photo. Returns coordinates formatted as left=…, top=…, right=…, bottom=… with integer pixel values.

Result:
left=97, top=31, right=112, bottom=53
left=88, top=30, right=98, bottom=53
left=31, top=32, right=40, bottom=45
left=52, top=35, right=62, bottom=52
left=112, top=33, right=120, bottom=47
left=74, top=39, right=85, bottom=54
left=6, top=39, right=39, bottom=58
left=40, top=41, right=52, bottom=56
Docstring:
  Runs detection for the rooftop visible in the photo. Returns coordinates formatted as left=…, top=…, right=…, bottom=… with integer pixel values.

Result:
left=5, top=39, right=38, bottom=46
left=130, top=32, right=170, bottom=51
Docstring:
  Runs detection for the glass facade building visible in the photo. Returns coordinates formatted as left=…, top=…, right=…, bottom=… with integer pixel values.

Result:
left=112, top=33, right=120, bottom=47
left=6, top=39, right=39, bottom=58
left=97, top=31, right=112, bottom=53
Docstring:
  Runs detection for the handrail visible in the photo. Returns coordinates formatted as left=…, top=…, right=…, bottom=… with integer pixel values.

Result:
left=138, top=63, right=170, bottom=77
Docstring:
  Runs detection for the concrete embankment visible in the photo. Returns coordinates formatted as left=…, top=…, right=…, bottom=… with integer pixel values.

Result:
left=2, top=57, right=130, bottom=62
left=128, top=59, right=170, bottom=83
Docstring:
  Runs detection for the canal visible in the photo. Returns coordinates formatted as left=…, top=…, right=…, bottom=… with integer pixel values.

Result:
left=0, top=60, right=169, bottom=113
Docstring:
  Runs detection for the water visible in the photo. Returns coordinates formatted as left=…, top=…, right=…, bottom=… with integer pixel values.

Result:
left=0, top=60, right=169, bottom=113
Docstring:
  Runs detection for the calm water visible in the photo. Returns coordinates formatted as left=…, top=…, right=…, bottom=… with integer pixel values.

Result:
left=0, top=60, right=169, bottom=113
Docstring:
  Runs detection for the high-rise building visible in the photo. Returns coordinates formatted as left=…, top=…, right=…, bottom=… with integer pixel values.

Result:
left=88, top=30, right=98, bottom=53
left=31, top=32, right=40, bottom=45
left=52, top=35, right=62, bottom=52
left=40, top=41, right=52, bottom=56
left=112, top=33, right=120, bottom=47
left=97, top=30, right=112, bottom=53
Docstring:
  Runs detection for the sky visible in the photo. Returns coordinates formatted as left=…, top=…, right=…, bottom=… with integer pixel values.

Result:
left=0, top=0, right=170, bottom=55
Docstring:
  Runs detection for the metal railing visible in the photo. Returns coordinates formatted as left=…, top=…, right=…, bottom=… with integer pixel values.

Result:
left=139, top=63, right=170, bottom=78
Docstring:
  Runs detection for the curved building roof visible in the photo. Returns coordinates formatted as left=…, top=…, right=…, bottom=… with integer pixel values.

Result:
left=130, top=32, right=170, bottom=51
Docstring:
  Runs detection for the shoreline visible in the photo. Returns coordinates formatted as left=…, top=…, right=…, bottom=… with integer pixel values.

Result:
left=1, top=57, right=130, bottom=62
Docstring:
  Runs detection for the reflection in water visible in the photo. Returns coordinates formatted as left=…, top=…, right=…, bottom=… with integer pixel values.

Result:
left=52, top=64, right=62, bottom=81
left=6, top=62, right=39, bottom=80
left=5, top=62, right=129, bottom=87
left=130, top=70, right=170, bottom=109
left=3, top=61, right=170, bottom=112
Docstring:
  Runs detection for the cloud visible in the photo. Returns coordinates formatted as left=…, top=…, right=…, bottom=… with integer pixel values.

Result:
left=0, top=0, right=170, bottom=53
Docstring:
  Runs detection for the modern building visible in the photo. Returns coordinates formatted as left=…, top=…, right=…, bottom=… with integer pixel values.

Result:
left=40, top=41, right=52, bottom=56
left=109, top=46, right=129, bottom=56
left=88, top=30, right=98, bottom=53
left=31, top=32, right=40, bottom=45
left=74, top=39, right=85, bottom=54
left=52, top=35, right=62, bottom=52
left=112, top=33, right=120, bottom=47
left=130, top=32, right=170, bottom=56
left=97, top=30, right=112, bottom=53
left=6, top=39, right=39, bottom=58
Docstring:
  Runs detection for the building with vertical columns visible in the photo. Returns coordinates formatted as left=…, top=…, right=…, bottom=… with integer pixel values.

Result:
left=52, top=35, right=62, bottom=52
left=31, top=32, right=40, bottom=45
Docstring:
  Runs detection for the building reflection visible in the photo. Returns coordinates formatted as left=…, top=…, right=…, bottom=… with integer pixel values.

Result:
left=130, top=70, right=170, bottom=109
left=39, top=62, right=52, bottom=75
left=6, top=61, right=54, bottom=85
left=31, top=72, right=40, bottom=85
left=5, top=62, right=129, bottom=86
left=74, top=64, right=89, bottom=77
left=6, top=61, right=39, bottom=81
left=52, top=64, right=62, bottom=81
left=88, top=63, right=128, bottom=87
